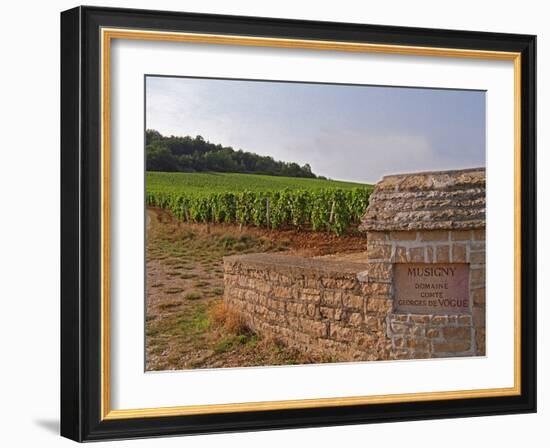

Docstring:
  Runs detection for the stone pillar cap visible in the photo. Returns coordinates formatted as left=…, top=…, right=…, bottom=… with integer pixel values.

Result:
left=360, top=167, right=485, bottom=232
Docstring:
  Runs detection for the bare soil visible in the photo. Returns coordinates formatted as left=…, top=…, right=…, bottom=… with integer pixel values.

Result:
left=145, top=207, right=368, bottom=371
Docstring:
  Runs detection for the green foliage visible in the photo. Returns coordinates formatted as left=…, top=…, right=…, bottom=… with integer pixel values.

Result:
left=147, top=171, right=367, bottom=196
left=146, top=129, right=318, bottom=178
left=146, top=172, right=372, bottom=236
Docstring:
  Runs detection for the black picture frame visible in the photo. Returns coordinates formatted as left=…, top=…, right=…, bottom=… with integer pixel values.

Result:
left=61, top=5, right=536, bottom=442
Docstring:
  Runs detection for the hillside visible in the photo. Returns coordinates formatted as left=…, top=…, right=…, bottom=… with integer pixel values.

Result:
left=146, top=171, right=371, bottom=196
left=146, top=130, right=319, bottom=178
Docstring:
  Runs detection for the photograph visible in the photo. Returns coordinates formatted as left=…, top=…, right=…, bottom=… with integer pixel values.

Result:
left=56, top=5, right=537, bottom=442
left=144, top=76, right=487, bottom=371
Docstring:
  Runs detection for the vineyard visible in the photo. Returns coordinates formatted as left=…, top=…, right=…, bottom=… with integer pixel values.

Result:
left=146, top=172, right=373, bottom=236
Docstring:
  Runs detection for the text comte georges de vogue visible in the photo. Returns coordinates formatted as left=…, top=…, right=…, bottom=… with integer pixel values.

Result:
left=395, top=264, right=469, bottom=312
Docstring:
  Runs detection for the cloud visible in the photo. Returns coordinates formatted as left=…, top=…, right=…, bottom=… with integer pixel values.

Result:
left=146, top=76, right=485, bottom=183
left=302, top=130, right=435, bottom=183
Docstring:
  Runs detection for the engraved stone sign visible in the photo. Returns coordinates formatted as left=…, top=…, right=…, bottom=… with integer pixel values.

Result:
left=394, top=263, right=470, bottom=314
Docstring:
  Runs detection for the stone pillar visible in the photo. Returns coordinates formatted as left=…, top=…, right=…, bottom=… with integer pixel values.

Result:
left=360, top=168, right=486, bottom=359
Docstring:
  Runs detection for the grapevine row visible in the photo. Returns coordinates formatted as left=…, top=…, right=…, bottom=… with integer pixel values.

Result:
left=146, top=188, right=371, bottom=236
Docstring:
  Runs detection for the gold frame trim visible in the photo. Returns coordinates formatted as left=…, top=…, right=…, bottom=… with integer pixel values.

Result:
left=100, top=28, right=522, bottom=421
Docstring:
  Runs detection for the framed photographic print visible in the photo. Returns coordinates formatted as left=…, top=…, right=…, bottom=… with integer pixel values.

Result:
left=60, top=6, right=536, bottom=442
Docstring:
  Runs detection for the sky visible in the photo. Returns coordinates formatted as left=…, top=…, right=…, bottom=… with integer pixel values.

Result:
left=146, top=76, right=486, bottom=184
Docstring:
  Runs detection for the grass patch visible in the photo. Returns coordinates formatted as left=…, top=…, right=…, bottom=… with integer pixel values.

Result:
left=148, top=346, right=164, bottom=356
left=146, top=327, right=160, bottom=337
left=246, top=334, right=259, bottom=348
left=213, top=337, right=236, bottom=354
left=177, top=304, right=209, bottom=333
left=164, top=287, right=183, bottom=294
left=158, top=300, right=181, bottom=311
left=184, top=292, right=201, bottom=301
left=212, top=332, right=254, bottom=354
left=208, top=302, right=250, bottom=335
left=164, top=258, right=187, bottom=266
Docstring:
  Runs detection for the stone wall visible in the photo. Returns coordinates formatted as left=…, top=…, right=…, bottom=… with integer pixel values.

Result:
left=362, top=167, right=486, bottom=359
left=223, top=231, right=485, bottom=361
left=360, top=168, right=485, bottom=231
left=368, top=229, right=486, bottom=358
left=223, top=253, right=392, bottom=361
left=223, top=168, right=486, bottom=362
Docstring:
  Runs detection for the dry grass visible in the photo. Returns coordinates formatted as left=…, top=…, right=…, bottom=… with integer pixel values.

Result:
left=208, top=302, right=250, bottom=335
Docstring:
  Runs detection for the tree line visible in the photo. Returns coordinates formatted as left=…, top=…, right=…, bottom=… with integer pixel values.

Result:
left=146, top=129, right=321, bottom=178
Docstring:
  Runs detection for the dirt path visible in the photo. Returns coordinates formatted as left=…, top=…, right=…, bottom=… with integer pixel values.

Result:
left=145, top=207, right=369, bottom=371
